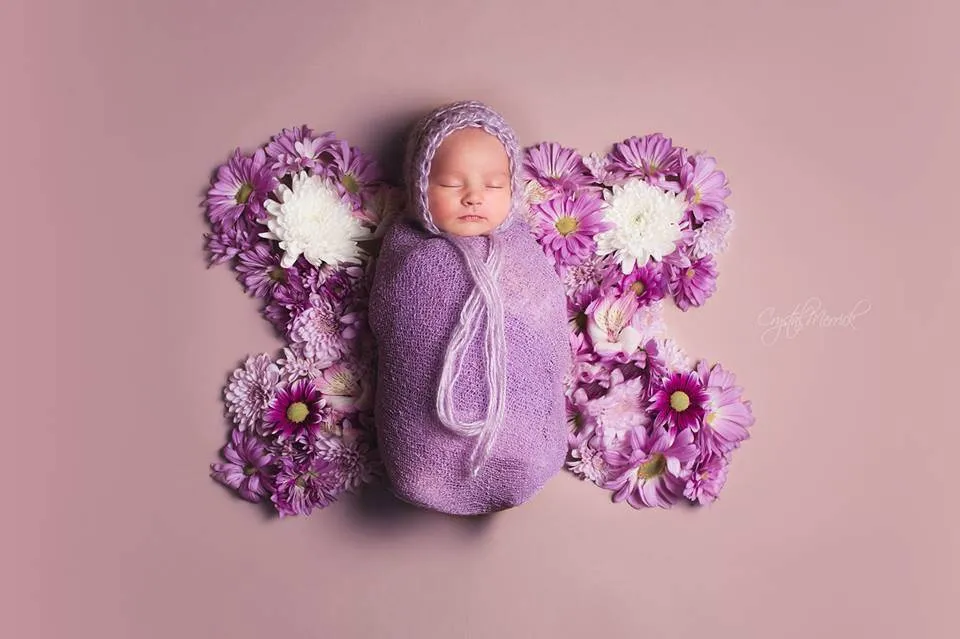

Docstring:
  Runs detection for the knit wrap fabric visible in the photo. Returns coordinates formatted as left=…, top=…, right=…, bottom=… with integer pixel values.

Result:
left=367, top=101, right=571, bottom=514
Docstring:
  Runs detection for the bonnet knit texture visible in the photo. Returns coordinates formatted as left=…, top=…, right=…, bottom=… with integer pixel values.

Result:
left=368, top=100, right=571, bottom=515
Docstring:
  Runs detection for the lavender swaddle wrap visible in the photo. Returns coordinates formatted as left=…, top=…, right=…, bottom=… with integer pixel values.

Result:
left=368, top=101, right=571, bottom=515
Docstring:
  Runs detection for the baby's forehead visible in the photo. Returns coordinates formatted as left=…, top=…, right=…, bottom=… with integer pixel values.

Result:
left=431, top=127, right=509, bottom=171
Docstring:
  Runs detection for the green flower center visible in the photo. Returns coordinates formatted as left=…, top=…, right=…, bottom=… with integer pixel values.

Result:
left=630, top=280, right=646, bottom=296
left=569, top=411, right=586, bottom=432
left=268, top=266, right=286, bottom=283
left=243, top=464, right=257, bottom=477
left=555, top=216, right=579, bottom=236
left=670, top=390, right=691, bottom=412
left=286, top=401, right=309, bottom=423
left=342, top=174, right=360, bottom=194
left=235, top=182, right=254, bottom=205
left=570, top=310, right=586, bottom=333
left=637, top=453, right=666, bottom=480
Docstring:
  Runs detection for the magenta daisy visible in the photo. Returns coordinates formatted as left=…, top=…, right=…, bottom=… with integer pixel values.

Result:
left=695, top=361, right=755, bottom=455
left=264, top=126, right=334, bottom=176
left=205, top=148, right=278, bottom=228
left=271, top=454, right=342, bottom=517
left=262, top=378, right=329, bottom=441
left=523, top=142, right=595, bottom=196
left=325, top=140, right=382, bottom=210
left=611, top=261, right=666, bottom=307
left=649, top=370, right=708, bottom=433
left=210, top=428, right=275, bottom=502
left=679, top=153, right=731, bottom=223
left=533, top=193, right=609, bottom=266
left=606, top=134, right=682, bottom=190
left=683, top=452, right=730, bottom=505
left=603, top=426, right=697, bottom=508
left=668, top=254, right=718, bottom=311
left=224, top=353, right=282, bottom=432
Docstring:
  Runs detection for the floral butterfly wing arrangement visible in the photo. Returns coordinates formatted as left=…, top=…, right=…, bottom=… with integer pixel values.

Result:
left=202, top=123, right=754, bottom=517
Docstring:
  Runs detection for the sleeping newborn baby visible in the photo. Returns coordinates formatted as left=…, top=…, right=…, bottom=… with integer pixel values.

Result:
left=368, top=101, right=571, bottom=515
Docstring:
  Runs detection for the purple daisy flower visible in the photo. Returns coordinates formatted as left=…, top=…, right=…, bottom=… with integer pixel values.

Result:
left=210, top=428, right=275, bottom=502
left=203, top=221, right=257, bottom=267
left=610, top=261, right=667, bottom=307
left=262, top=378, right=329, bottom=442
left=679, top=153, right=731, bottom=223
left=668, top=254, right=718, bottom=311
left=235, top=241, right=300, bottom=300
left=684, top=451, right=730, bottom=505
left=224, top=353, right=282, bottom=432
left=325, top=140, right=381, bottom=210
left=533, top=193, right=609, bottom=266
left=649, top=370, right=708, bottom=433
left=205, top=147, right=278, bottom=228
left=606, top=134, right=682, bottom=191
left=603, top=426, right=697, bottom=509
left=271, top=454, right=342, bottom=517
left=695, top=361, right=755, bottom=455
left=264, top=126, right=334, bottom=176
left=523, top=142, right=595, bottom=197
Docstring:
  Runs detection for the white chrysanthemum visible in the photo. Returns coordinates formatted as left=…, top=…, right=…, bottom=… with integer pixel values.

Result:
left=260, top=171, right=372, bottom=268
left=595, top=178, right=686, bottom=273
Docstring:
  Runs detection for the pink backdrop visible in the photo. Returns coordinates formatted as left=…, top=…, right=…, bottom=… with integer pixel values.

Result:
left=5, top=0, right=958, bottom=637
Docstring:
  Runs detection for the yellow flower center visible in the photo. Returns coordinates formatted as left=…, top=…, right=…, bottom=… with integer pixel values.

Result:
left=685, top=268, right=696, bottom=279
left=268, top=266, right=286, bottom=282
left=630, top=281, right=646, bottom=296
left=555, top=216, right=579, bottom=236
left=705, top=412, right=716, bottom=426
left=637, top=453, right=666, bottom=480
left=692, top=188, right=702, bottom=204
left=235, top=183, right=254, bottom=204
left=342, top=174, right=360, bottom=194
left=286, top=401, right=309, bottom=423
left=670, top=390, right=691, bottom=412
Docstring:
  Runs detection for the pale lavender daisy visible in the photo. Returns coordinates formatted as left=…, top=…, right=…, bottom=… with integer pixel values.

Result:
left=603, top=426, right=697, bottom=509
left=523, top=142, right=595, bottom=197
left=224, top=353, right=282, bottom=432
left=684, top=451, right=730, bottom=505
left=533, top=193, right=610, bottom=266
left=264, top=126, right=335, bottom=176
left=679, top=153, right=731, bottom=223
left=325, top=140, right=382, bottom=210
left=210, top=428, right=275, bottom=502
left=695, top=361, right=755, bottom=455
left=606, top=134, right=682, bottom=191
left=667, top=254, right=718, bottom=311
left=205, top=148, right=278, bottom=228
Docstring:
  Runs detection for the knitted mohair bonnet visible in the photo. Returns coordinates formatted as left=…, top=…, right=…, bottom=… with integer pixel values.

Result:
left=368, top=101, right=570, bottom=515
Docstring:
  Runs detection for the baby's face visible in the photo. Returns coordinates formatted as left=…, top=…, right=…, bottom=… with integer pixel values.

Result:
left=427, top=127, right=511, bottom=236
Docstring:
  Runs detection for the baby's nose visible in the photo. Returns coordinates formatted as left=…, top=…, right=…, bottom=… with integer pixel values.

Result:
left=463, top=188, right=484, bottom=206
